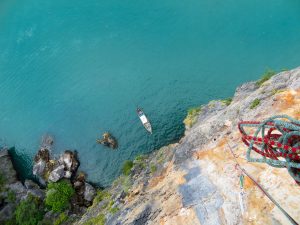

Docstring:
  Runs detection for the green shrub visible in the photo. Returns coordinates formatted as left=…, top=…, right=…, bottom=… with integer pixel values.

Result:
left=54, top=212, right=68, bottom=225
left=256, top=69, right=276, bottom=86
left=122, top=160, right=133, bottom=176
left=135, top=155, right=146, bottom=162
left=109, top=206, right=119, bottom=215
left=184, top=106, right=202, bottom=128
left=7, top=190, right=16, bottom=203
left=4, top=218, right=17, bottom=225
left=15, top=194, right=44, bottom=225
left=150, top=163, right=157, bottom=173
left=36, top=219, right=53, bottom=225
left=250, top=99, right=261, bottom=109
left=221, top=98, right=233, bottom=106
left=108, top=199, right=119, bottom=212
left=134, top=155, right=147, bottom=169
left=84, top=214, right=106, bottom=225
left=271, top=89, right=285, bottom=96
left=45, top=180, right=75, bottom=212
left=93, top=190, right=111, bottom=204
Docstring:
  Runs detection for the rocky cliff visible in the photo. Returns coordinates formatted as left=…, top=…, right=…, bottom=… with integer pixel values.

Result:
left=0, top=149, right=45, bottom=223
left=77, top=68, right=300, bottom=225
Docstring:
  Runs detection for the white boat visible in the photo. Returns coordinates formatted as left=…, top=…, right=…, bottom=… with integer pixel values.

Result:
left=137, top=108, right=152, bottom=134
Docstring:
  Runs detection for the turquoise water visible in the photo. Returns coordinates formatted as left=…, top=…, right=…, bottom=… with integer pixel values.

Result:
left=0, top=0, right=300, bottom=186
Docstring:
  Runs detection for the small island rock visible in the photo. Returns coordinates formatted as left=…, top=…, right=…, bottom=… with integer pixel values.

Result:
left=96, top=132, right=118, bottom=149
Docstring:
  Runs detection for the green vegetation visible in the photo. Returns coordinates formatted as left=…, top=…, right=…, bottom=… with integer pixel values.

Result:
left=122, top=160, right=133, bottom=176
left=120, top=175, right=132, bottom=194
left=221, top=98, right=233, bottom=106
left=150, top=163, right=157, bottom=173
left=271, top=89, right=285, bottom=96
left=135, top=155, right=147, bottom=162
left=107, top=200, right=119, bottom=214
left=84, top=214, right=106, bottom=225
left=54, top=212, right=68, bottom=225
left=109, top=205, right=119, bottom=215
left=256, top=69, right=276, bottom=86
left=112, top=174, right=132, bottom=195
left=157, top=151, right=165, bottom=164
left=184, top=106, right=202, bottom=128
left=7, top=190, right=16, bottom=203
left=45, top=180, right=75, bottom=212
left=93, top=190, right=111, bottom=204
left=134, top=155, right=147, bottom=169
left=15, top=194, right=44, bottom=225
left=208, top=101, right=216, bottom=109
left=250, top=99, right=261, bottom=109
left=0, top=172, right=6, bottom=191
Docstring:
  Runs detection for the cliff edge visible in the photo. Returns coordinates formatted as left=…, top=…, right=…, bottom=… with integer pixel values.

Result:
left=78, top=68, right=300, bottom=225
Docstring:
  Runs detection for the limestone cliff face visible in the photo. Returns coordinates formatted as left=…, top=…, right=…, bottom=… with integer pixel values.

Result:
left=78, top=68, right=300, bottom=225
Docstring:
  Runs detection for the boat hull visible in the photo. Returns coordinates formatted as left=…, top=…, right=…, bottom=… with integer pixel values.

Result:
left=137, top=108, right=152, bottom=134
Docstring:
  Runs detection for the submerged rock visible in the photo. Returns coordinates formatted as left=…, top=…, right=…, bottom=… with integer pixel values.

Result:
left=41, top=135, right=54, bottom=150
left=96, top=132, right=118, bottom=149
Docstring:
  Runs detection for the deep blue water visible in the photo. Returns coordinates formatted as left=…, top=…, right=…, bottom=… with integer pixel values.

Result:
left=0, top=0, right=300, bottom=186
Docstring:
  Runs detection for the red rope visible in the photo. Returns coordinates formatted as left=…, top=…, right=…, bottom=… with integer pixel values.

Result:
left=238, top=121, right=300, bottom=161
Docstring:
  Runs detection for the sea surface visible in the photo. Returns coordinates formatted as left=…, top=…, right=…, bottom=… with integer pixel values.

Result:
left=0, top=0, right=300, bottom=186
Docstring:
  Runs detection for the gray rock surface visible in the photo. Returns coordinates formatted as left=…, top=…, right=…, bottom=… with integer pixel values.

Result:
left=49, top=164, right=65, bottom=182
left=0, top=204, right=15, bottom=222
left=0, top=149, right=18, bottom=185
left=84, top=183, right=96, bottom=202
left=33, top=160, right=46, bottom=177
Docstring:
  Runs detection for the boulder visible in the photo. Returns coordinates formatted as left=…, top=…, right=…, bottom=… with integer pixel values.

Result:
left=24, top=179, right=39, bottom=189
left=8, top=182, right=26, bottom=195
left=33, top=160, right=46, bottom=177
left=24, top=180, right=45, bottom=200
left=48, top=165, right=65, bottom=182
left=27, top=188, right=45, bottom=200
left=64, top=171, right=72, bottom=179
left=83, top=183, right=96, bottom=202
left=59, top=150, right=80, bottom=174
left=34, top=148, right=50, bottom=163
left=0, top=204, right=15, bottom=223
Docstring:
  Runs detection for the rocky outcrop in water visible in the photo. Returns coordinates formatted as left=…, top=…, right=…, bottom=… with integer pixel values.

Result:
left=0, top=135, right=97, bottom=224
left=32, top=137, right=96, bottom=208
left=97, top=132, right=118, bottom=149
left=77, top=68, right=300, bottom=225
left=33, top=136, right=80, bottom=184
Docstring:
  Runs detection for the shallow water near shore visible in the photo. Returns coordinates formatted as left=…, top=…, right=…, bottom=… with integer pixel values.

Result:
left=0, top=0, right=300, bottom=186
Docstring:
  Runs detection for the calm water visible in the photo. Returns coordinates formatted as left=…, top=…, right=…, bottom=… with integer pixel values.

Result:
left=0, top=0, right=300, bottom=186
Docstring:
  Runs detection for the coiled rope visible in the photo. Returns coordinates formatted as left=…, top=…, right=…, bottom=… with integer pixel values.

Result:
left=238, top=115, right=300, bottom=182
